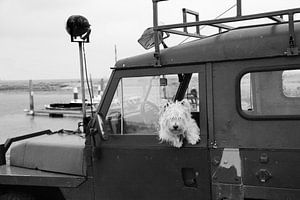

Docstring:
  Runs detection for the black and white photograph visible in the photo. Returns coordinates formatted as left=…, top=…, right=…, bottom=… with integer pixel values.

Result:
left=0, top=0, right=300, bottom=199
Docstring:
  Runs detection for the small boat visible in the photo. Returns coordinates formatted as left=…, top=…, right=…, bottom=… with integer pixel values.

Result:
left=45, top=86, right=102, bottom=111
left=45, top=102, right=86, bottom=111
left=45, top=99, right=100, bottom=111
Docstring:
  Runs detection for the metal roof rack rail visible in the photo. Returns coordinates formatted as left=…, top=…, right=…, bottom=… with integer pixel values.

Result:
left=151, top=0, right=300, bottom=66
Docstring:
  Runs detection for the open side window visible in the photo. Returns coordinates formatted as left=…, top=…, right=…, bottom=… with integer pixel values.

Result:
left=105, top=73, right=199, bottom=135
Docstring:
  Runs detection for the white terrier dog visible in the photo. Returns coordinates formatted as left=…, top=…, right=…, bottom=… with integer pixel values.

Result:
left=158, top=99, right=200, bottom=148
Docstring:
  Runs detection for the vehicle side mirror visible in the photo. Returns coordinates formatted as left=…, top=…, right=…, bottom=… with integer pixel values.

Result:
left=138, top=28, right=169, bottom=50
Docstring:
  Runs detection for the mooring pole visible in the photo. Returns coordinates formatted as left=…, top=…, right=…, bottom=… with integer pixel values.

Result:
left=236, top=0, right=242, bottom=17
left=29, top=80, right=34, bottom=115
left=73, top=87, right=79, bottom=102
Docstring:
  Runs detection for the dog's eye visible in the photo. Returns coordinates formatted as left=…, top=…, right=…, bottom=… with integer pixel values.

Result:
left=163, top=104, right=169, bottom=111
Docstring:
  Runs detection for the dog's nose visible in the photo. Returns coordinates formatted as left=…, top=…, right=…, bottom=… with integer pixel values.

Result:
left=173, top=125, right=178, bottom=130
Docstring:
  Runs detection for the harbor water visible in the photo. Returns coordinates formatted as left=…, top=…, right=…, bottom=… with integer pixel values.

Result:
left=0, top=89, right=82, bottom=143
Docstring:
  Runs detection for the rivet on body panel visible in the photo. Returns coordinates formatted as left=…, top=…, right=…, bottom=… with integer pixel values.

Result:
left=259, top=153, right=269, bottom=164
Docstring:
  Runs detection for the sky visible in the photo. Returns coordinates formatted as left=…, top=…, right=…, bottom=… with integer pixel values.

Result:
left=0, top=0, right=300, bottom=80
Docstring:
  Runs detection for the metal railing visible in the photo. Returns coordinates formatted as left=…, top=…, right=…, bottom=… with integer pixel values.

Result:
left=151, top=0, right=300, bottom=65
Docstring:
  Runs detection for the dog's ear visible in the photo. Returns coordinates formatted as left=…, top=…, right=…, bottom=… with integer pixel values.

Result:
left=180, top=99, right=191, bottom=112
left=163, top=102, right=170, bottom=111
left=159, top=100, right=170, bottom=113
left=180, top=99, right=189, bottom=106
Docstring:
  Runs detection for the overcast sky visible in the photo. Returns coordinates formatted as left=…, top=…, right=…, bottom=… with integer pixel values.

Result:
left=0, top=0, right=300, bottom=80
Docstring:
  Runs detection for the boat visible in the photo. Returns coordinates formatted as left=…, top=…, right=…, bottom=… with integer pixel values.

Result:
left=45, top=87, right=102, bottom=111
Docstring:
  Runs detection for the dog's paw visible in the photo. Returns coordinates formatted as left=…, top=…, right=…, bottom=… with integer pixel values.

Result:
left=187, top=134, right=200, bottom=145
left=172, top=139, right=183, bottom=148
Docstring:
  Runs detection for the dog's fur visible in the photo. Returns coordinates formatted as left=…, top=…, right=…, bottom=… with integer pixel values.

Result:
left=158, top=99, right=200, bottom=148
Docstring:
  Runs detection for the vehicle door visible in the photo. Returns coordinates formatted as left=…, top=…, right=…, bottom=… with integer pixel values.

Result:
left=211, top=58, right=300, bottom=199
left=92, top=65, right=210, bottom=200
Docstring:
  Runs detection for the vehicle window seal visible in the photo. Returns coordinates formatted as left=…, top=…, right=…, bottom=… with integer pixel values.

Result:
left=236, top=64, right=300, bottom=121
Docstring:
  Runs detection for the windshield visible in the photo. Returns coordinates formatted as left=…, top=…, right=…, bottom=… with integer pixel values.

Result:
left=105, top=73, right=199, bottom=135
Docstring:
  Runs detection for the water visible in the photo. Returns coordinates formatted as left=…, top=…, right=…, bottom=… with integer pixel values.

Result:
left=0, top=90, right=82, bottom=143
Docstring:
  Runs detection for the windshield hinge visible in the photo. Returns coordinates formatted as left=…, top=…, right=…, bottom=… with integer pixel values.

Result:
left=285, top=13, right=299, bottom=56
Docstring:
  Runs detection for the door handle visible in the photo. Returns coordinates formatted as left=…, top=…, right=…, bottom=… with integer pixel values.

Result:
left=181, top=168, right=198, bottom=188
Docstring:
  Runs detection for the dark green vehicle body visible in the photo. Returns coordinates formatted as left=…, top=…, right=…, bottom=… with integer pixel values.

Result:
left=0, top=7, right=300, bottom=200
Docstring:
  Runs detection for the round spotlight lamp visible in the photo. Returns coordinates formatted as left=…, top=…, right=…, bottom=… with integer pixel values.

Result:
left=65, top=15, right=91, bottom=127
left=66, top=15, right=91, bottom=42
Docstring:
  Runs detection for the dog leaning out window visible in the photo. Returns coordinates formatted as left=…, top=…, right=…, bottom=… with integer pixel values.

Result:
left=158, top=99, right=200, bottom=148
left=104, top=74, right=200, bottom=147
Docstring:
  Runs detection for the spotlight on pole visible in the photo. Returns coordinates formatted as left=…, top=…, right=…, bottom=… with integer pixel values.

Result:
left=66, top=15, right=91, bottom=43
left=66, top=15, right=91, bottom=132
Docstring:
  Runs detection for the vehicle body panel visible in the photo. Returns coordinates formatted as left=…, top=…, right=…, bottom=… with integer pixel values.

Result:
left=93, top=139, right=210, bottom=200
left=0, top=165, right=85, bottom=188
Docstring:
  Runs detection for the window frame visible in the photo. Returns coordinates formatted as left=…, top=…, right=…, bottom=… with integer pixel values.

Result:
left=100, top=65, right=203, bottom=136
left=99, top=65, right=202, bottom=117
left=236, top=64, right=300, bottom=120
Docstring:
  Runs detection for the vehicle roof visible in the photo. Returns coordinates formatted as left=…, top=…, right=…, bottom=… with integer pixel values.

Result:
left=115, top=22, right=300, bottom=68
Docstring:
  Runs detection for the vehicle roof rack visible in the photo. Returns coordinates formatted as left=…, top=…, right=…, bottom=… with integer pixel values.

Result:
left=151, top=0, right=300, bottom=66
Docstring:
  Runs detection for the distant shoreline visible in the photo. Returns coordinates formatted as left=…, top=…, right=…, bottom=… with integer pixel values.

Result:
left=0, top=79, right=106, bottom=92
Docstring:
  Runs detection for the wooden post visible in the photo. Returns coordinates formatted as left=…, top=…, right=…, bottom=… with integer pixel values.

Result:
left=29, top=80, right=34, bottom=115
left=100, top=78, right=104, bottom=91
left=97, top=85, right=104, bottom=99
left=237, top=0, right=242, bottom=17
left=73, top=87, right=79, bottom=102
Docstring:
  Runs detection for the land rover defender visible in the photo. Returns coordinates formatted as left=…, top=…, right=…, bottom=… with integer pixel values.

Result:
left=0, top=1, right=300, bottom=199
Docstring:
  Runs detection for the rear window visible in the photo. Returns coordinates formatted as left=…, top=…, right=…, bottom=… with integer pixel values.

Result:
left=240, top=69, right=300, bottom=117
left=282, top=70, right=300, bottom=97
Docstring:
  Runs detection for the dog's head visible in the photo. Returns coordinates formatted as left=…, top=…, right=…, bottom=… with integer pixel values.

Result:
left=159, top=99, right=199, bottom=148
left=160, top=100, right=191, bottom=136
